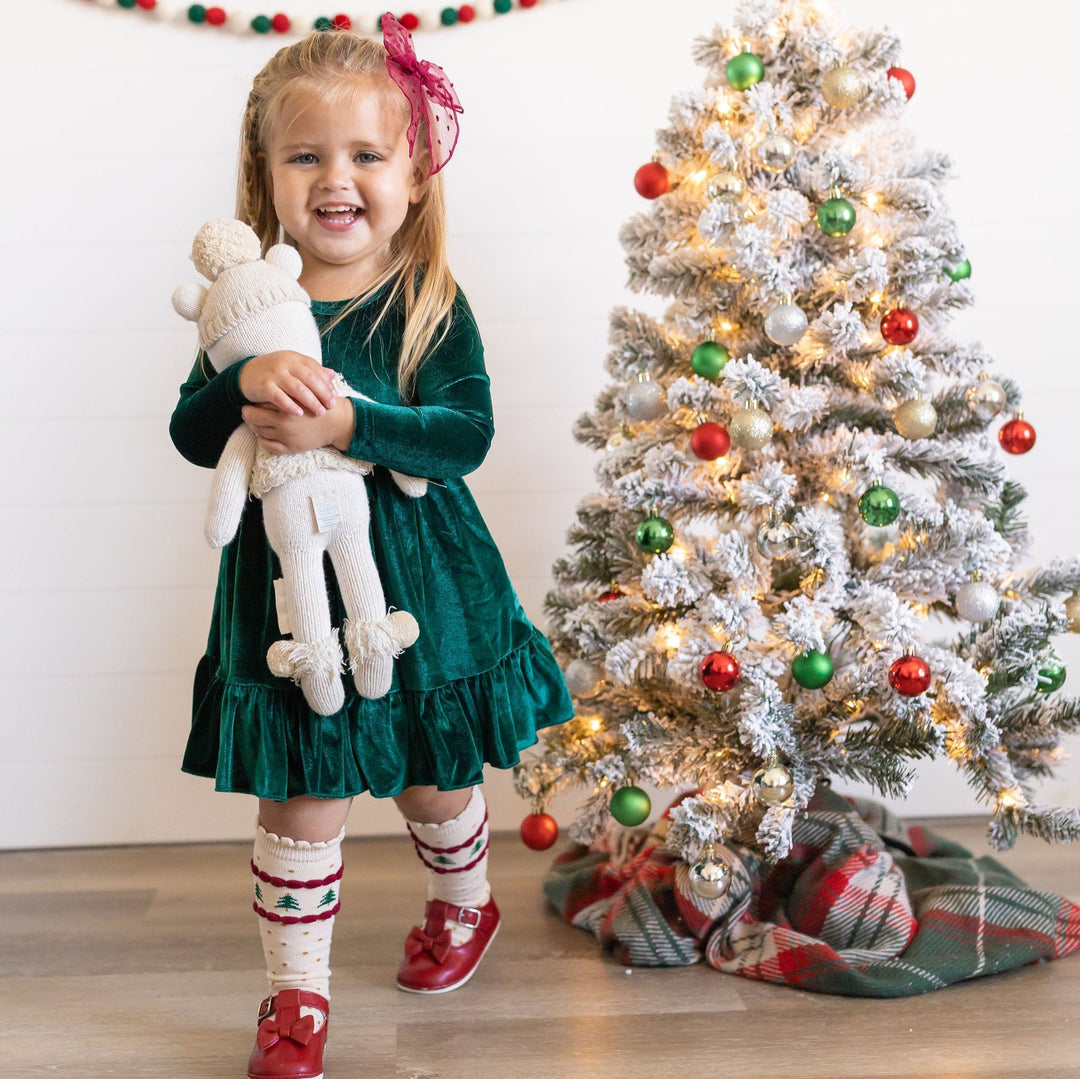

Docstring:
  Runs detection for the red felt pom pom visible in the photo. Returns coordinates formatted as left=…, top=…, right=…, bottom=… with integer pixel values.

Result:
left=520, top=812, right=559, bottom=851
left=690, top=421, right=731, bottom=461
left=998, top=417, right=1036, bottom=455
left=331, top=13, right=351, bottom=29
left=888, top=654, right=932, bottom=696
left=634, top=161, right=670, bottom=200
left=205, top=6, right=226, bottom=24
left=880, top=307, right=919, bottom=346
left=520, top=0, right=540, bottom=6
left=271, top=12, right=290, bottom=31
left=701, top=651, right=741, bottom=692
left=136, top=0, right=157, bottom=10
left=887, top=66, right=916, bottom=99
left=458, top=5, right=475, bottom=21
left=400, top=11, right=420, bottom=29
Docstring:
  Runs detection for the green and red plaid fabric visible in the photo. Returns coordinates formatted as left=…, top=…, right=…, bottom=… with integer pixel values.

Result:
left=542, top=789, right=1080, bottom=997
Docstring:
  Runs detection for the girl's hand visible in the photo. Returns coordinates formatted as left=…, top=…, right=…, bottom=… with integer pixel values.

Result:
left=238, top=350, right=337, bottom=417
left=242, top=396, right=356, bottom=455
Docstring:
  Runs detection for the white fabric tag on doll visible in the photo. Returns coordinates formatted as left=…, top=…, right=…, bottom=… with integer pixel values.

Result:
left=273, top=578, right=293, bottom=635
left=311, top=491, right=340, bottom=533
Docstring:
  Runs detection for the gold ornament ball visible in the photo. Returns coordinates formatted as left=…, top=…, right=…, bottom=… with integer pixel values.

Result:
left=1066, top=592, right=1080, bottom=633
left=729, top=407, right=774, bottom=450
left=894, top=398, right=938, bottom=440
left=753, top=760, right=794, bottom=805
left=688, top=848, right=733, bottom=900
left=822, top=66, right=867, bottom=108
left=708, top=170, right=746, bottom=201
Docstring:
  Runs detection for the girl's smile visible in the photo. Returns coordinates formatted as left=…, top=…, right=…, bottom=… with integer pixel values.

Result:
left=266, top=83, right=424, bottom=299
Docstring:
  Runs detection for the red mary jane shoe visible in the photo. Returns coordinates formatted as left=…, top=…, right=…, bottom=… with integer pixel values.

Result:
left=396, top=896, right=501, bottom=994
left=247, top=989, right=329, bottom=1079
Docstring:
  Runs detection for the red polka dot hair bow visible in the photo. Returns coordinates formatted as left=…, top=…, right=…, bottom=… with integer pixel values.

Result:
left=382, top=12, right=463, bottom=176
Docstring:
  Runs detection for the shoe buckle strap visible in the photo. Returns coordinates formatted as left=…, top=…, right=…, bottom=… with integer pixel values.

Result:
left=455, top=905, right=483, bottom=929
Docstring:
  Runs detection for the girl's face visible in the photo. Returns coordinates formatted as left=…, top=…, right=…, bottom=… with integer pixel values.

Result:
left=265, top=81, right=424, bottom=298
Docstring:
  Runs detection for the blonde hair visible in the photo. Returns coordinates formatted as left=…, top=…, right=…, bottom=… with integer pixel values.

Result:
left=236, top=29, right=456, bottom=398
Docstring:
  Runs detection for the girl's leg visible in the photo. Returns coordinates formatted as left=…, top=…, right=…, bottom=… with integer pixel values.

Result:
left=247, top=795, right=351, bottom=1079
left=393, top=785, right=499, bottom=994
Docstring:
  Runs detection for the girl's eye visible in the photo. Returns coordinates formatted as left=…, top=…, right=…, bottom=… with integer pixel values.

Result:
left=291, top=153, right=317, bottom=164
left=355, top=152, right=380, bottom=164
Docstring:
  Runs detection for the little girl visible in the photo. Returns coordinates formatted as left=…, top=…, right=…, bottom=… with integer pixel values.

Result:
left=169, top=18, right=573, bottom=1079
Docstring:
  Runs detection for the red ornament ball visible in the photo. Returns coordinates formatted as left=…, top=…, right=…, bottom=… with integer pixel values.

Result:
left=458, top=5, right=476, bottom=21
left=332, top=13, right=352, bottom=29
left=998, top=417, right=1036, bottom=455
left=887, top=66, right=916, bottom=99
left=880, top=308, right=919, bottom=346
left=598, top=588, right=624, bottom=602
left=690, top=421, right=731, bottom=461
left=634, top=161, right=670, bottom=200
left=520, top=812, right=559, bottom=851
left=205, top=6, right=226, bottom=24
left=272, top=12, right=290, bottom=31
left=701, top=651, right=741, bottom=692
left=888, top=654, right=932, bottom=697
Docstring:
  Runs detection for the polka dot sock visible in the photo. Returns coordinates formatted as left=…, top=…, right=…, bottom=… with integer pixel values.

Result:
left=251, top=823, right=345, bottom=1001
left=405, top=787, right=490, bottom=946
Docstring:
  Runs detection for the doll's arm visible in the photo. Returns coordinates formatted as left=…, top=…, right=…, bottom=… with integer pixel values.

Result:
left=205, top=425, right=258, bottom=548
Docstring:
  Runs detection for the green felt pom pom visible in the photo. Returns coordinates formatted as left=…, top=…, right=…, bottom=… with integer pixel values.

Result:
left=314, top=16, right=334, bottom=30
left=251, top=14, right=272, bottom=32
left=117, top=0, right=138, bottom=10
left=494, top=0, right=513, bottom=12
left=187, top=4, right=207, bottom=22
left=441, top=7, right=458, bottom=24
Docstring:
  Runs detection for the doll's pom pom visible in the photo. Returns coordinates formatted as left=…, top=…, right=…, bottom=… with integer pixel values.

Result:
left=190, top=218, right=262, bottom=281
left=172, top=281, right=208, bottom=322
left=265, top=243, right=304, bottom=280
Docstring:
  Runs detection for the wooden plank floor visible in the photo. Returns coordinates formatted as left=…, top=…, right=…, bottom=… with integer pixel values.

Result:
left=4, top=821, right=1080, bottom=1079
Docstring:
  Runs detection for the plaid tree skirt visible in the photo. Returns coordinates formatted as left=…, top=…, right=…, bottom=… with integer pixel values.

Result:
left=542, top=789, right=1080, bottom=997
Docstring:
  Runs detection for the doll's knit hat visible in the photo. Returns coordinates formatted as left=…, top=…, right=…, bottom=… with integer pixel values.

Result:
left=189, top=219, right=309, bottom=352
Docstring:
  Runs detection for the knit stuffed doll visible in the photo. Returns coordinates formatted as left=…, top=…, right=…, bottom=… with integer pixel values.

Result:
left=173, top=218, right=421, bottom=715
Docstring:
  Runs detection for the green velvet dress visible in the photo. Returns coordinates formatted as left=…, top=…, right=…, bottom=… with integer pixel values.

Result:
left=169, top=283, right=573, bottom=801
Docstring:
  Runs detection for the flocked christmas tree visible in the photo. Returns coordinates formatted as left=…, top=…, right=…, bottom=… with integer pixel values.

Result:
left=515, top=0, right=1080, bottom=878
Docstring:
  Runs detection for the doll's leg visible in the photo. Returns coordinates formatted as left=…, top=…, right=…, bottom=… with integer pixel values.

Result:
left=262, top=482, right=345, bottom=716
left=247, top=796, right=351, bottom=1079
left=329, top=475, right=418, bottom=698
left=392, top=785, right=499, bottom=994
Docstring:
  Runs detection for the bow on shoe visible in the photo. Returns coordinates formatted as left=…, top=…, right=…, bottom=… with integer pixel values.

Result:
left=382, top=12, right=463, bottom=176
left=405, top=924, right=453, bottom=964
left=256, top=1013, right=316, bottom=1050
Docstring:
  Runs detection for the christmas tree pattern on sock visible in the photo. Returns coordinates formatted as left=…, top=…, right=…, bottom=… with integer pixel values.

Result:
left=406, top=787, right=490, bottom=945
left=252, top=824, right=345, bottom=999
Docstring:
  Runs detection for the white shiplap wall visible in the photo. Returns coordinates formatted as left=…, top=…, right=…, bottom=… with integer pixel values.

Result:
left=2, top=0, right=1078, bottom=848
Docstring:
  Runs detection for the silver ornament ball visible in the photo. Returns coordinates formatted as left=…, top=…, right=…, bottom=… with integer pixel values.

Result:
left=708, top=170, right=746, bottom=201
left=764, top=303, right=809, bottom=346
left=729, top=406, right=774, bottom=450
left=753, top=761, right=795, bottom=805
left=564, top=658, right=604, bottom=698
left=955, top=581, right=1000, bottom=623
left=689, top=848, right=733, bottom=900
left=625, top=379, right=667, bottom=422
left=894, top=398, right=938, bottom=440
left=966, top=378, right=1007, bottom=421
left=756, top=134, right=796, bottom=173
left=822, top=66, right=868, bottom=108
left=756, top=519, right=798, bottom=559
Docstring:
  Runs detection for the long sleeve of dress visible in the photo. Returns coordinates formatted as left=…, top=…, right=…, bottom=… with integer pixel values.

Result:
left=345, top=299, right=494, bottom=481
left=169, top=355, right=248, bottom=469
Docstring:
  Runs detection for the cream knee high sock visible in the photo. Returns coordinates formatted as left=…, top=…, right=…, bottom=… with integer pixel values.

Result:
left=251, top=824, right=345, bottom=1000
left=405, top=787, right=489, bottom=944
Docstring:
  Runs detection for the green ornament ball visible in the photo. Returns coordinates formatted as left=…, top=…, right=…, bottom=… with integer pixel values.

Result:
left=691, top=341, right=730, bottom=380
left=610, top=785, right=652, bottom=827
left=858, top=484, right=901, bottom=527
left=792, top=649, right=834, bottom=689
left=817, top=197, right=857, bottom=237
left=1037, top=662, right=1067, bottom=694
left=944, top=259, right=972, bottom=282
left=635, top=515, right=675, bottom=555
left=726, top=51, right=765, bottom=91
